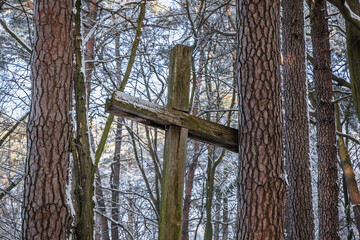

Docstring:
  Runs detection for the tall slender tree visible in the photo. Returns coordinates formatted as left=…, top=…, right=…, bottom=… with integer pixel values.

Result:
left=73, top=0, right=95, bottom=238
left=22, top=0, right=74, bottom=238
left=310, top=0, right=339, bottom=239
left=282, top=0, right=315, bottom=238
left=236, top=0, right=285, bottom=239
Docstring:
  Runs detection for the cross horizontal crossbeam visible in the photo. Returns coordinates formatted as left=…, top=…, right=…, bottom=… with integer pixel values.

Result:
left=105, top=91, right=239, bottom=152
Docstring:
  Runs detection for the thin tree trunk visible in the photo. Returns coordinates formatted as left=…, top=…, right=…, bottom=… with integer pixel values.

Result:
left=110, top=118, right=122, bottom=240
left=204, top=76, right=236, bottom=240
left=84, top=1, right=111, bottom=239
left=110, top=30, right=123, bottom=240
left=342, top=174, right=354, bottom=240
left=213, top=190, right=221, bottom=240
left=345, top=0, right=360, bottom=122
left=310, top=1, right=339, bottom=239
left=204, top=150, right=215, bottom=240
left=282, top=0, right=315, bottom=239
left=335, top=103, right=360, bottom=232
left=96, top=171, right=110, bottom=240
left=85, top=0, right=97, bottom=103
left=182, top=55, right=202, bottom=240
left=94, top=1, right=146, bottom=166
left=222, top=191, right=228, bottom=240
left=128, top=170, right=134, bottom=239
left=73, top=0, right=95, bottom=238
left=236, top=0, right=285, bottom=239
left=22, top=0, right=74, bottom=238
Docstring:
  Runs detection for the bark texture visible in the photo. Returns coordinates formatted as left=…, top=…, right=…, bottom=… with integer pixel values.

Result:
left=22, top=0, right=74, bottom=238
left=310, top=1, right=339, bottom=239
left=236, top=0, right=285, bottom=239
left=282, top=0, right=315, bottom=239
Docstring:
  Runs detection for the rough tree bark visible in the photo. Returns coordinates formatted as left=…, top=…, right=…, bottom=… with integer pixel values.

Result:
left=282, top=0, right=315, bottom=239
left=22, top=0, right=74, bottom=238
left=236, top=0, right=285, bottom=239
left=310, top=0, right=339, bottom=239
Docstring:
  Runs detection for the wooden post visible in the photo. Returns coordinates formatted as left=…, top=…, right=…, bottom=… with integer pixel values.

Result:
left=159, top=45, right=192, bottom=240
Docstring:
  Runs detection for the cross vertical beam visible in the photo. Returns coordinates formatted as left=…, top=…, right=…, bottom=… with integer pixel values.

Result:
left=159, top=45, right=192, bottom=240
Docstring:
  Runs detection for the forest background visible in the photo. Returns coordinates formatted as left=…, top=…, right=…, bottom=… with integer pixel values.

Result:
left=0, top=0, right=360, bottom=239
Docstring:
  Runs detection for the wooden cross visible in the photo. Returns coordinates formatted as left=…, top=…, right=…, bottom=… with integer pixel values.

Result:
left=105, top=45, right=238, bottom=240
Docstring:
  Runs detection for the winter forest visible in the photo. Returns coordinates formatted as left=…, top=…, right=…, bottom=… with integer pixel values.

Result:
left=1, top=0, right=360, bottom=239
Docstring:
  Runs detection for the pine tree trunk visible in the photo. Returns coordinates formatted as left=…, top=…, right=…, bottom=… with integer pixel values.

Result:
left=282, top=0, right=315, bottom=239
left=236, top=0, right=285, bottom=239
left=22, top=0, right=74, bottom=238
left=310, top=1, right=339, bottom=239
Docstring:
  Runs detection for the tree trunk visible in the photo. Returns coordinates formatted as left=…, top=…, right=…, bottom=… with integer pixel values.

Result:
left=310, top=1, right=339, bottom=239
left=84, top=1, right=111, bottom=239
left=282, top=0, right=315, bottom=239
left=335, top=103, right=360, bottom=232
left=95, top=171, right=110, bottom=240
left=110, top=30, right=123, bottom=240
left=181, top=148, right=199, bottom=240
left=222, top=191, right=228, bottom=240
left=73, top=0, right=95, bottom=238
left=22, top=0, right=74, bottom=238
left=342, top=174, right=354, bottom=240
left=204, top=152, right=215, bottom=240
left=182, top=66, right=201, bottom=240
left=128, top=172, right=134, bottom=239
left=236, top=0, right=285, bottom=239
left=345, top=0, right=360, bottom=122
left=213, top=190, right=221, bottom=240
left=110, top=118, right=122, bottom=240
left=85, top=0, right=97, bottom=103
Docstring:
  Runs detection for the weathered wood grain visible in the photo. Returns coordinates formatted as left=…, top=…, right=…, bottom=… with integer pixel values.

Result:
left=159, top=45, right=191, bottom=240
left=105, top=91, right=239, bottom=152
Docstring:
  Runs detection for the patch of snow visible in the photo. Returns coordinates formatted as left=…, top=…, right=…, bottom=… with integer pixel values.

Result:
left=345, top=2, right=360, bottom=23
left=66, top=153, right=76, bottom=219
left=115, top=91, right=165, bottom=114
